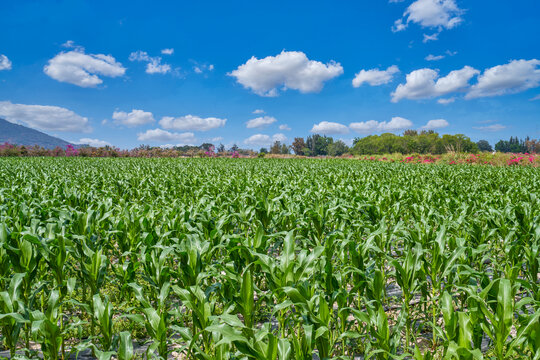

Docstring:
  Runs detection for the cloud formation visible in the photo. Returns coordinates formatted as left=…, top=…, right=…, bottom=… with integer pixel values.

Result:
left=350, top=117, right=413, bottom=133
left=159, top=115, right=226, bottom=131
left=0, top=55, right=12, bottom=70
left=44, top=49, right=125, bottom=87
left=352, top=65, right=399, bottom=87
left=78, top=138, right=111, bottom=147
left=229, top=51, right=343, bottom=96
left=393, top=0, right=463, bottom=33
left=129, top=50, right=171, bottom=74
left=137, top=129, right=197, bottom=144
left=244, top=133, right=287, bottom=146
left=392, top=66, right=479, bottom=102
left=421, top=119, right=449, bottom=129
left=112, top=109, right=155, bottom=127
left=467, top=59, right=540, bottom=98
left=246, top=116, right=277, bottom=129
left=0, top=101, right=90, bottom=132
left=279, top=124, right=291, bottom=131
left=311, top=121, right=350, bottom=135
left=472, top=124, right=506, bottom=132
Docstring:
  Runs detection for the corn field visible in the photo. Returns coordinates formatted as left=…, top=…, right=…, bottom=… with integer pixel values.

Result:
left=0, top=157, right=538, bottom=360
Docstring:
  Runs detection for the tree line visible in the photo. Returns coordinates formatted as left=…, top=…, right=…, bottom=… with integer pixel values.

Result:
left=274, top=132, right=539, bottom=156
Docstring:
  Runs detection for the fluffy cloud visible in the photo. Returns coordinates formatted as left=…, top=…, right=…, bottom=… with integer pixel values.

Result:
left=137, top=129, right=197, bottom=144
left=472, top=124, right=506, bottom=132
left=78, top=138, right=111, bottom=147
left=394, top=0, right=463, bottom=33
left=229, top=50, right=343, bottom=96
left=311, top=121, right=349, bottom=135
left=0, top=101, right=90, bottom=132
left=246, top=116, right=277, bottom=129
left=421, top=119, right=449, bottom=130
left=279, top=124, right=291, bottom=131
left=352, top=65, right=399, bottom=87
left=112, top=109, right=155, bottom=127
left=161, top=48, right=174, bottom=55
left=466, top=59, right=540, bottom=99
left=244, top=133, right=287, bottom=146
left=391, top=66, right=479, bottom=102
left=129, top=50, right=171, bottom=74
left=350, top=117, right=413, bottom=133
left=146, top=59, right=171, bottom=74
left=253, top=109, right=265, bottom=114
left=0, top=55, right=12, bottom=70
left=530, top=94, right=540, bottom=101
left=159, top=115, right=226, bottom=131
left=425, top=54, right=444, bottom=61
left=44, top=50, right=125, bottom=87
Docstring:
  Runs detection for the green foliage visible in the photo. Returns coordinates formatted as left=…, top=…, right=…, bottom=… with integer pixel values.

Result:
left=0, top=157, right=538, bottom=359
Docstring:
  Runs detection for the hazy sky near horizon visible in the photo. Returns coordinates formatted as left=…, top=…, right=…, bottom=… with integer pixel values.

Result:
left=0, top=0, right=539, bottom=149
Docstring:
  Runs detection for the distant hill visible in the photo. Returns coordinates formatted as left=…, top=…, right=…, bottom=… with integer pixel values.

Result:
left=0, top=118, right=76, bottom=149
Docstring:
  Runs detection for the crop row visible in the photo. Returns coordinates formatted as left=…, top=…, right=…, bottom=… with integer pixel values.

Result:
left=0, top=158, right=538, bottom=359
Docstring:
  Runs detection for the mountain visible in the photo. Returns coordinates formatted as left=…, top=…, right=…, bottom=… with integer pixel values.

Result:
left=0, top=118, right=75, bottom=149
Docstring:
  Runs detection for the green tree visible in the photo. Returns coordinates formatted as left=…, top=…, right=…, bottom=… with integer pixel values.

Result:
left=291, top=137, right=306, bottom=155
left=477, top=140, right=493, bottom=152
left=328, top=140, right=349, bottom=156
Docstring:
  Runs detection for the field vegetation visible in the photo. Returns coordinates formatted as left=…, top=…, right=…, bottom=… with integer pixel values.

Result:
left=0, top=158, right=539, bottom=359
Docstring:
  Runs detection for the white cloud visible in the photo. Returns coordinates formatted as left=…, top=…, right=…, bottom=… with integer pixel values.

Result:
left=112, top=109, right=155, bottom=127
left=211, top=136, right=223, bottom=142
left=0, top=101, right=90, bottom=132
left=229, top=50, right=343, bottom=96
left=425, top=54, right=445, bottom=61
left=392, top=66, right=479, bottom=102
left=161, top=48, right=174, bottom=55
left=253, top=109, right=265, bottom=114
left=467, top=59, right=540, bottom=99
left=273, top=133, right=287, bottom=142
left=352, top=65, right=399, bottom=87
left=159, top=115, right=226, bottom=131
left=193, top=63, right=214, bottom=74
left=44, top=50, right=125, bottom=88
left=78, top=138, right=111, bottom=147
left=446, top=50, right=458, bottom=56
left=146, top=59, right=171, bottom=74
left=279, top=124, right=291, bottom=131
left=244, top=134, right=271, bottom=146
left=0, top=55, right=12, bottom=71
left=129, top=50, right=171, bottom=74
left=423, top=32, right=440, bottom=43
left=311, top=121, right=349, bottom=135
left=530, top=94, right=540, bottom=101
left=350, top=117, right=413, bottom=133
left=421, top=119, right=449, bottom=129
left=392, top=19, right=407, bottom=32
left=472, top=124, right=506, bottom=132
left=129, top=50, right=150, bottom=62
left=437, top=97, right=455, bottom=104
left=243, top=133, right=288, bottom=146
left=246, top=116, right=277, bottom=129
left=137, top=129, right=197, bottom=144
left=396, top=0, right=463, bottom=32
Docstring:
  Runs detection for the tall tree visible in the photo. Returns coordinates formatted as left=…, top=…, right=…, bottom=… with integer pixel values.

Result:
left=291, top=137, right=306, bottom=155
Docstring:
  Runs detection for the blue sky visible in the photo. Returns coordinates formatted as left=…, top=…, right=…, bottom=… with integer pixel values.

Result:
left=0, top=0, right=539, bottom=149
